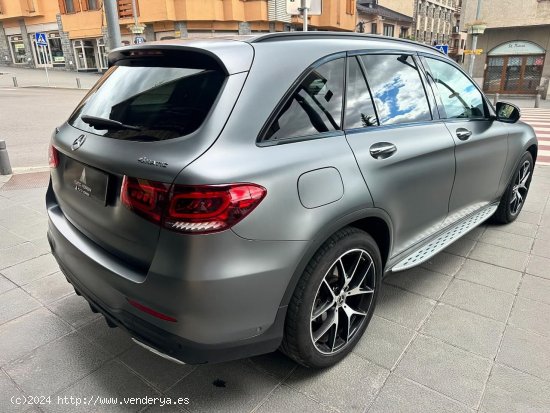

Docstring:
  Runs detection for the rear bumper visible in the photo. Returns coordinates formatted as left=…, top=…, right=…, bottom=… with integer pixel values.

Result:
left=52, top=255, right=286, bottom=364
left=46, top=183, right=306, bottom=364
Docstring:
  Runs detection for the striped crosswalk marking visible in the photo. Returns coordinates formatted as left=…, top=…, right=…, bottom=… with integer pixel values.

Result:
left=521, top=108, right=550, bottom=166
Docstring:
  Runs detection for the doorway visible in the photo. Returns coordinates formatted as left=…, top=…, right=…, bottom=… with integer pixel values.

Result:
left=483, top=41, right=546, bottom=95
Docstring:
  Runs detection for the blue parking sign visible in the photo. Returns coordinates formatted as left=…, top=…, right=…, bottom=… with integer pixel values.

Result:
left=35, top=32, right=48, bottom=47
left=435, top=44, right=449, bottom=55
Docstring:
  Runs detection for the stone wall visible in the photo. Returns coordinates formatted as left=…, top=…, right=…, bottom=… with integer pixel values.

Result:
left=0, top=22, right=11, bottom=67
left=56, top=13, right=75, bottom=71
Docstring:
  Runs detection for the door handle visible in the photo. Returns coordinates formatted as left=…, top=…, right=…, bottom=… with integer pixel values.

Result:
left=369, top=142, right=397, bottom=159
left=456, top=128, right=472, bottom=141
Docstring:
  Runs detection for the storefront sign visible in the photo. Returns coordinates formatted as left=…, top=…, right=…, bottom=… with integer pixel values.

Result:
left=489, top=41, right=545, bottom=56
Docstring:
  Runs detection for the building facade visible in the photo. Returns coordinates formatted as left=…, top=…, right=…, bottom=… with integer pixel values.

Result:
left=459, top=0, right=550, bottom=96
left=356, top=0, right=413, bottom=38
left=0, top=0, right=357, bottom=72
left=413, top=0, right=454, bottom=45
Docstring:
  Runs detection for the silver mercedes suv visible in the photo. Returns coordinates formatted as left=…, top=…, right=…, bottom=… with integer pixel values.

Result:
left=47, top=32, right=538, bottom=368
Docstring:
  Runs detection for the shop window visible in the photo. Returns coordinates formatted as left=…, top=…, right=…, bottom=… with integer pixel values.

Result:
left=9, top=36, right=27, bottom=64
left=371, top=23, right=377, bottom=34
left=383, top=24, right=394, bottom=37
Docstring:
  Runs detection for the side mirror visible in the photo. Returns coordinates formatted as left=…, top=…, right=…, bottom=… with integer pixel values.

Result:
left=495, top=102, right=521, bottom=123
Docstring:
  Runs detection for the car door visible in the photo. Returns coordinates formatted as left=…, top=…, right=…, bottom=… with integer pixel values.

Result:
left=344, top=53, right=456, bottom=256
left=420, top=55, right=508, bottom=225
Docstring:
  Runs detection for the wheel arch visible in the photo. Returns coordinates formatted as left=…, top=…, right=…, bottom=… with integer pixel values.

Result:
left=527, top=143, right=538, bottom=163
left=279, top=208, right=393, bottom=308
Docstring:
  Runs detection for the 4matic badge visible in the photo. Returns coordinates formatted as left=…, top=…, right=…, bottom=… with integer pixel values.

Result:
left=138, top=156, right=168, bottom=168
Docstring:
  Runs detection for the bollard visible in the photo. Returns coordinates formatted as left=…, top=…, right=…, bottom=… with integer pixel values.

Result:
left=0, top=140, right=13, bottom=175
left=493, top=93, right=499, bottom=106
left=76, top=77, right=81, bottom=89
left=12, top=76, right=18, bottom=87
left=535, top=94, right=541, bottom=108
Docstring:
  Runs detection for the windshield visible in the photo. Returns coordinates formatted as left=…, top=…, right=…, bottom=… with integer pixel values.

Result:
left=69, top=65, right=225, bottom=141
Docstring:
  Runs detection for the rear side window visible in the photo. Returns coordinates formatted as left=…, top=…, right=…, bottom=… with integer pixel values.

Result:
left=262, top=58, right=345, bottom=142
left=424, top=57, right=487, bottom=119
left=360, top=54, right=432, bottom=125
left=69, top=65, right=225, bottom=141
left=344, top=56, right=378, bottom=129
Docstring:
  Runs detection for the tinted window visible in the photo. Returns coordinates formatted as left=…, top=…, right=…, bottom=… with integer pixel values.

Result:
left=425, top=57, right=486, bottom=119
left=263, top=58, right=345, bottom=142
left=69, top=65, right=225, bottom=141
left=345, top=57, right=378, bottom=129
left=360, top=54, right=432, bottom=125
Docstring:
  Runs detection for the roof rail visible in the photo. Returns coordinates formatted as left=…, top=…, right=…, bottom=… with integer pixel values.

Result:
left=249, top=31, right=439, bottom=53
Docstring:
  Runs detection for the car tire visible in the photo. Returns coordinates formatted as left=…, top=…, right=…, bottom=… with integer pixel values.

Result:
left=492, top=152, right=534, bottom=225
left=281, top=227, right=382, bottom=368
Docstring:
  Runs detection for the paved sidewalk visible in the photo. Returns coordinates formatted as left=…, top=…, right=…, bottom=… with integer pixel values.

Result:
left=0, top=165, right=550, bottom=413
left=0, top=66, right=100, bottom=89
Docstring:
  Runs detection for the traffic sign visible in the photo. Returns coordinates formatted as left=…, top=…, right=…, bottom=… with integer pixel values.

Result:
left=435, top=44, right=449, bottom=55
left=287, top=0, right=322, bottom=16
left=35, top=32, right=48, bottom=47
left=134, top=36, right=145, bottom=44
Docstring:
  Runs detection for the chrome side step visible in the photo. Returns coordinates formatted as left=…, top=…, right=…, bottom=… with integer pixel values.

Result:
left=391, top=204, right=498, bottom=272
left=131, top=338, right=186, bottom=365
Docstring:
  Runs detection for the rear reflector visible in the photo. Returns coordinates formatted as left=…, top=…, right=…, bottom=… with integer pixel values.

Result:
left=121, top=177, right=266, bottom=234
left=127, top=298, right=177, bottom=322
left=48, top=144, right=59, bottom=169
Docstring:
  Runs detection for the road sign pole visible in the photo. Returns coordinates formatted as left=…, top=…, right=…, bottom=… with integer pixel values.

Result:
left=42, top=45, right=50, bottom=86
left=301, top=0, right=308, bottom=32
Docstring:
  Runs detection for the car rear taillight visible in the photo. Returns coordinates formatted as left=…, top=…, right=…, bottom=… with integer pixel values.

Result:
left=48, top=144, right=59, bottom=168
left=121, top=176, right=266, bottom=234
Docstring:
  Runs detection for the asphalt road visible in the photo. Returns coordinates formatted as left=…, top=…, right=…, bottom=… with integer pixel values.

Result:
left=0, top=88, right=86, bottom=170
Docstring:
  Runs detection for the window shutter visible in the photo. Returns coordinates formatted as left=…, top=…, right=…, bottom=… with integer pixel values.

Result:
left=58, top=0, right=67, bottom=14
left=81, top=0, right=89, bottom=11
left=73, top=0, right=81, bottom=12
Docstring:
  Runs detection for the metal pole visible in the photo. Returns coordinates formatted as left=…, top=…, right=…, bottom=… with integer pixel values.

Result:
left=493, top=93, right=499, bottom=106
left=12, top=76, right=18, bottom=87
left=301, top=0, right=308, bottom=32
left=76, top=78, right=81, bottom=89
left=0, top=140, right=13, bottom=175
left=131, top=0, right=139, bottom=43
left=535, top=94, right=541, bottom=108
left=467, top=35, right=477, bottom=76
left=104, top=0, right=122, bottom=50
left=468, top=0, right=483, bottom=76
left=42, top=45, right=50, bottom=87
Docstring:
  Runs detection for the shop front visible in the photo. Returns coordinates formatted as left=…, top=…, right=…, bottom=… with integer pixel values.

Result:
left=29, top=31, right=66, bottom=68
left=8, top=35, right=27, bottom=64
left=483, top=40, right=546, bottom=95
left=72, top=38, right=107, bottom=72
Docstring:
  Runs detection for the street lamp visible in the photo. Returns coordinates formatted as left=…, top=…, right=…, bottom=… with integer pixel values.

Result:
left=467, top=22, right=486, bottom=76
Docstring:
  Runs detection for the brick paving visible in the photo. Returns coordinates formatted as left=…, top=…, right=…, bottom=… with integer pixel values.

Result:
left=0, top=166, right=549, bottom=413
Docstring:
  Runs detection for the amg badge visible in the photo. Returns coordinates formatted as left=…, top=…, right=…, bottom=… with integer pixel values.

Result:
left=138, top=156, right=168, bottom=168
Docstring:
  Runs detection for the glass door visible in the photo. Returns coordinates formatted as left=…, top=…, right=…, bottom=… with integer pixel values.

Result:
left=30, top=34, right=53, bottom=67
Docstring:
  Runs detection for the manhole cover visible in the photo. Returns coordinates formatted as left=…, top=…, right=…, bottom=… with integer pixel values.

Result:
left=0, top=171, right=50, bottom=191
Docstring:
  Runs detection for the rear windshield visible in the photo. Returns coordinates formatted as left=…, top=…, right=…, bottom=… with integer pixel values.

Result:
left=69, top=65, right=225, bottom=141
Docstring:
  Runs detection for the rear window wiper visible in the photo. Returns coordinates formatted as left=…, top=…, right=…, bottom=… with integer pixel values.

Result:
left=81, top=115, right=141, bottom=131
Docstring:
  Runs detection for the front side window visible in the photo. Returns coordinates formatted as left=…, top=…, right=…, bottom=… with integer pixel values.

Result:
left=360, top=54, right=432, bottom=125
left=345, top=57, right=378, bottom=129
left=263, top=58, right=345, bottom=142
left=425, top=57, right=486, bottom=119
